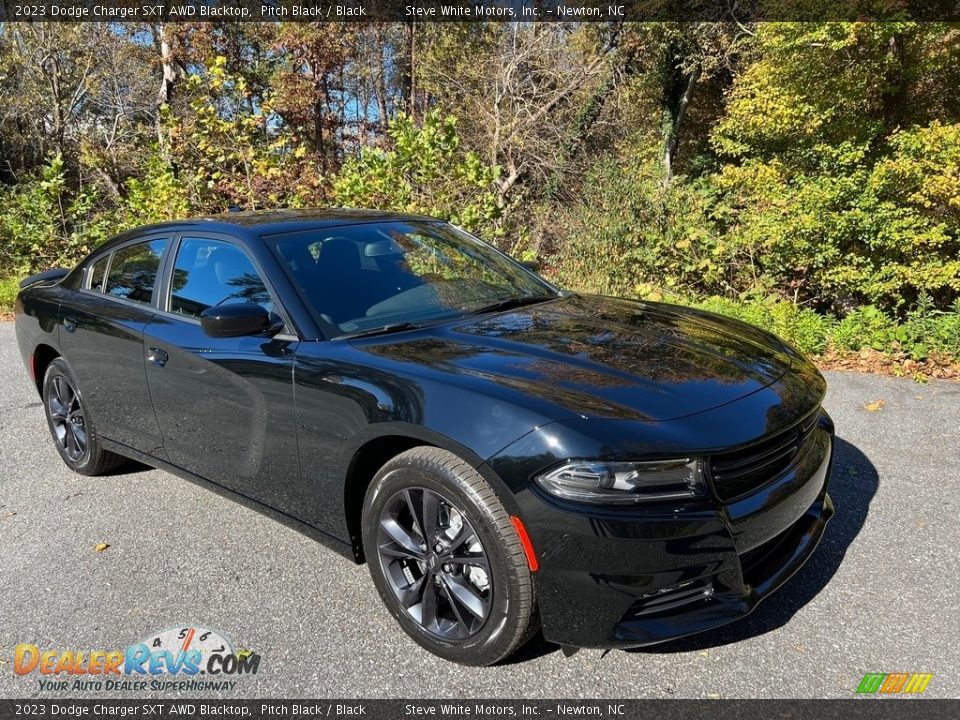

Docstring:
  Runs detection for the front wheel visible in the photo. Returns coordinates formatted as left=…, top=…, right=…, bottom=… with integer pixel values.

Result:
left=362, top=447, right=538, bottom=666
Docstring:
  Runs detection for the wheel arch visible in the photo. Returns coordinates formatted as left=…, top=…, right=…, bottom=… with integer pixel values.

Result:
left=341, top=424, right=519, bottom=564
left=33, top=344, right=61, bottom=396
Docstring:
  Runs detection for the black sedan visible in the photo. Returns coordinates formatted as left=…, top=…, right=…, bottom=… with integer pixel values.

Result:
left=15, top=210, right=834, bottom=666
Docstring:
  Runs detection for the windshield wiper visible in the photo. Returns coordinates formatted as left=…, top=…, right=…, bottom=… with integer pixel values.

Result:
left=464, top=294, right=557, bottom=316
left=337, top=322, right=419, bottom=340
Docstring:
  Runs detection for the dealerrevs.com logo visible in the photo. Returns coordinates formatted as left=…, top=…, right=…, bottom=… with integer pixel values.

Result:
left=13, top=626, right=261, bottom=692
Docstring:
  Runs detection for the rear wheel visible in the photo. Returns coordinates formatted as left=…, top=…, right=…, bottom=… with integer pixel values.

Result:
left=43, top=358, right=126, bottom=476
left=362, top=446, right=538, bottom=666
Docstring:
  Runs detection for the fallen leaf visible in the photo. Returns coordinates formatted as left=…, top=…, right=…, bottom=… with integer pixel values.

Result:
left=95, top=543, right=110, bottom=553
left=864, top=399, right=886, bottom=412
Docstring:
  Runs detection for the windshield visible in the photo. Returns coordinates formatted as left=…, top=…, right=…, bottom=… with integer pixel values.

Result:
left=265, top=221, right=556, bottom=338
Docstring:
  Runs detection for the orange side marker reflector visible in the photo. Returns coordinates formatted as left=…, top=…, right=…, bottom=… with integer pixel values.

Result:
left=510, top=516, right=539, bottom=572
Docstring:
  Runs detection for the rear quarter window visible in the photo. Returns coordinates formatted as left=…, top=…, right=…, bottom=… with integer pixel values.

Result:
left=88, top=255, right=108, bottom=292
left=105, top=239, right=167, bottom=305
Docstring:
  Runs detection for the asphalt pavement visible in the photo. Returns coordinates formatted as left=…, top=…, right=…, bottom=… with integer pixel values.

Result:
left=1, top=320, right=958, bottom=698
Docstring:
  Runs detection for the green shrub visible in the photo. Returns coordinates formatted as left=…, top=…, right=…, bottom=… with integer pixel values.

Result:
left=898, top=295, right=960, bottom=360
left=709, top=22, right=960, bottom=313
left=831, top=305, right=897, bottom=353
left=332, top=110, right=501, bottom=237
left=693, top=295, right=831, bottom=356
left=168, top=57, right=325, bottom=213
left=710, top=129, right=960, bottom=313
left=553, top=283, right=960, bottom=363
left=696, top=295, right=960, bottom=361
left=119, top=152, right=191, bottom=227
left=0, top=154, right=118, bottom=278
left=548, top=148, right=721, bottom=298
left=826, top=295, right=960, bottom=360
left=0, top=276, right=20, bottom=312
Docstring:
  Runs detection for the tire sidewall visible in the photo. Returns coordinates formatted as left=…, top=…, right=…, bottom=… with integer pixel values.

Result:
left=363, top=461, right=525, bottom=666
left=43, top=359, right=97, bottom=473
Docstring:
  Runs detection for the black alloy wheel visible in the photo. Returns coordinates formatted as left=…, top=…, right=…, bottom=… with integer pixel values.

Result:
left=48, top=374, right=86, bottom=462
left=362, top=446, right=538, bottom=666
left=43, top=358, right=126, bottom=476
left=377, top=486, right=492, bottom=641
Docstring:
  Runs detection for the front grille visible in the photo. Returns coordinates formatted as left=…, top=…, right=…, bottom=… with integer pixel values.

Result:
left=707, top=411, right=820, bottom=502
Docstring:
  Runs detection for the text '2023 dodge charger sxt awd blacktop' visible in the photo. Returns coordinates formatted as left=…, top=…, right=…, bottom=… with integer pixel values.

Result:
left=15, top=209, right=834, bottom=666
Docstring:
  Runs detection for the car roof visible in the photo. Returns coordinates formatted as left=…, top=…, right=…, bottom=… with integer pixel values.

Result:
left=98, top=208, right=442, bottom=251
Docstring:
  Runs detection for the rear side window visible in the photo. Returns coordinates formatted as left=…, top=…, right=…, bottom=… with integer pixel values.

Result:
left=88, top=256, right=108, bottom=291
left=168, top=237, right=273, bottom=317
left=105, top=239, right=167, bottom=305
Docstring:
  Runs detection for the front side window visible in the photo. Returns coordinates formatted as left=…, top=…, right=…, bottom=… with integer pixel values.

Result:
left=267, top=221, right=555, bottom=336
left=169, top=237, right=273, bottom=318
left=105, top=239, right=167, bottom=305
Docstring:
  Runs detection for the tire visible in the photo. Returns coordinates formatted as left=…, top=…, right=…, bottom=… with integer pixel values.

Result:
left=42, top=358, right=127, bottom=476
left=362, top=446, right=538, bottom=666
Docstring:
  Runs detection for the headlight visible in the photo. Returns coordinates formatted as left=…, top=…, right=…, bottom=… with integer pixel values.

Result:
left=534, top=459, right=702, bottom=504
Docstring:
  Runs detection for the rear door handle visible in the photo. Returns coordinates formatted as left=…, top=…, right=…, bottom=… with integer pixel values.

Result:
left=148, top=348, right=169, bottom=368
left=63, top=317, right=77, bottom=333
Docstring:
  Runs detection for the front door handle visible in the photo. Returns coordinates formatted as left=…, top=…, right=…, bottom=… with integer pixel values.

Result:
left=148, top=348, right=169, bottom=368
left=63, top=317, right=77, bottom=333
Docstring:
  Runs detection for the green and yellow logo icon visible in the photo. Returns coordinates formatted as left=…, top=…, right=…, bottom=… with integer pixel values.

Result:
left=857, top=673, right=933, bottom=695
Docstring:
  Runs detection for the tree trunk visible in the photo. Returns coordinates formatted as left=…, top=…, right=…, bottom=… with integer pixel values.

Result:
left=375, top=69, right=389, bottom=134
left=407, top=21, right=417, bottom=121
left=43, top=53, right=66, bottom=159
left=662, top=64, right=701, bottom=187
left=496, top=156, right=521, bottom=211
left=545, top=68, right=618, bottom=201
left=881, top=32, right=907, bottom=134
left=156, top=23, right=177, bottom=146
left=315, top=94, right=326, bottom=172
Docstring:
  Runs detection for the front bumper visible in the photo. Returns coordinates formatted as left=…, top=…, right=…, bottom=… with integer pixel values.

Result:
left=508, top=419, right=834, bottom=649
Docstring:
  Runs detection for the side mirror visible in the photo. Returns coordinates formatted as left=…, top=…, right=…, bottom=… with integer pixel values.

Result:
left=200, top=303, right=272, bottom=338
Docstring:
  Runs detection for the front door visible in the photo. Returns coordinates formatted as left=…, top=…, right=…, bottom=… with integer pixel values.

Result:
left=143, top=235, right=301, bottom=507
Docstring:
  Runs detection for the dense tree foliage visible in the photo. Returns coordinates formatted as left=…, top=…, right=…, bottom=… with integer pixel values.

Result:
left=1, top=21, right=958, bottom=362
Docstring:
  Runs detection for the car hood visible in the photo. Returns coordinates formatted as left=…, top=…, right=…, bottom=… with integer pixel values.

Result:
left=357, top=294, right=797, bottom=422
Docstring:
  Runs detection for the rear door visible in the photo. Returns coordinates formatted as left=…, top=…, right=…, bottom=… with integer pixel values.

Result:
left=58, top=235, right=169, bottom=458
left=142, top=233, right=302, bottom=508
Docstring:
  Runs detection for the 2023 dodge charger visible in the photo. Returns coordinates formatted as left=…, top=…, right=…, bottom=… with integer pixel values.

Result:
left=15, top=210, right=834, bottom=665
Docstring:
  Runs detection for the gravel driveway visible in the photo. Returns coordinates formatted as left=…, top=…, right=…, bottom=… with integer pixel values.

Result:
left=1, top=320, right=957, bottom=698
